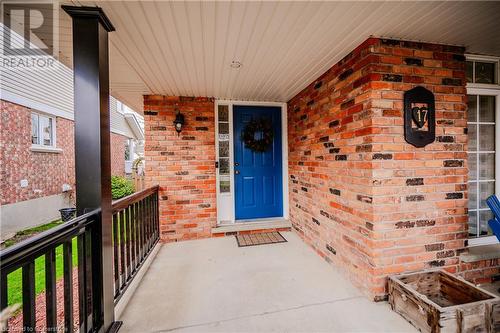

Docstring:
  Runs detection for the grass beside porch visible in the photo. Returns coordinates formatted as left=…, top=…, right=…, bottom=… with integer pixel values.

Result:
left=2, top=221, right=78, bottom=307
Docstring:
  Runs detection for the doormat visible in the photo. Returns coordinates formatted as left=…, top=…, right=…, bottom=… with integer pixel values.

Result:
left=236, top=232, right=287, bottom=247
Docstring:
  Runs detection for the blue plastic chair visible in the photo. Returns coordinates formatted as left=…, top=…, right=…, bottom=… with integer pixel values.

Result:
left=486, top=195, right=500, bottom=242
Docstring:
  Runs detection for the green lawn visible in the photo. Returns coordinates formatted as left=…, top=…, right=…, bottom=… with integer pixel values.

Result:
left=4, top=212, right=133, bottom=307
left=4, top=221, right=79, bottom=307
left=2, top=220, right=64, bottom=248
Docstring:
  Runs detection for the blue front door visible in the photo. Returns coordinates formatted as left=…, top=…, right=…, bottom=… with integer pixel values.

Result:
left=234, top=106, right=283, bottom=220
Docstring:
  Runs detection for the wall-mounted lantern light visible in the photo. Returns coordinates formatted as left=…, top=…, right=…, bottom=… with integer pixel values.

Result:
left=173, top=109, right=185, bottom=135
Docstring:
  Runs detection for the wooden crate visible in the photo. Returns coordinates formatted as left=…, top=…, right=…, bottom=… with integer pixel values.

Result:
left=388, top=270, right=500, bottom=333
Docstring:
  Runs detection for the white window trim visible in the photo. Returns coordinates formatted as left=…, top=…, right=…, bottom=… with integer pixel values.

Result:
left=30, top=146, right=62, bottom=153
left=30, top=111, right=59, bottom=152
left=466, top=87, right=500, bottom=247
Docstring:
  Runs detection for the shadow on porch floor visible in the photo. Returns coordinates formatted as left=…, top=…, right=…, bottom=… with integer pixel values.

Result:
left=118, top=232, right=416, bottom=332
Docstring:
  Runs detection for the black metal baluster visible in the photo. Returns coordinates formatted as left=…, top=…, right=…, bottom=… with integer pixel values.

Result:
left=131, top=202, right=137, bottom=272
left=144, top=197, right=150, bottom=249
left=122, top=208, right=127, bottom=281
left=119, top=210, right=126, bottom=290
left=113, top=213, right=119, bottom=297
left=150, top=193, right=155, bottom=243
left=140, top=199, right=145, bottom=261
left=141, top=198, right=146, bottom=255
left=0, top=271, right=7, bottom=331
left=152, top=193, right=155, bottom=241
left=63, top=241, right=74, bottom=332
left=144, top=197, right=148, bottom=256
left=148, top=195, right=153, bottom=248
left=157, top=192, right=160, bottom=240
left=77, top=233, right=87, bottom=333
left=134, top=203, right=139, bottom=266
left=144, top=197, right=149, bottom=254
left=125, top=206, right=132, bottom=280
left=85, top=229, right=93, bottom=329
left=144, top=198, right=148, bottom=257
left=155, top=191, right=159, bottom=241
left=22, top=261, right=36, bottom=331
left=0, top=271, right=7, bottom=311
left=45, top=249, right=57, bottom=330
left=147, top=195, right=153, bottom=246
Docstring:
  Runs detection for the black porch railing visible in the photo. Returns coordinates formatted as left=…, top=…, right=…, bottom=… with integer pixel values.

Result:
left=0, top=209, right=103, bottom=332
left=112, top=185, right=160, bottom=303
left=0, top=185, right=159, bottom=332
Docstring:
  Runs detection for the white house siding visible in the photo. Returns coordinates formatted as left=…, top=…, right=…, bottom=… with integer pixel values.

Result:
left=0, top=23, right=139, bottom=139
left=0, top=23, right=74, bottom=119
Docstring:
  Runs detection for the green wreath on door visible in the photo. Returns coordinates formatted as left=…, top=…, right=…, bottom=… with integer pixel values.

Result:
left=241, top=118, right=274, bottom=152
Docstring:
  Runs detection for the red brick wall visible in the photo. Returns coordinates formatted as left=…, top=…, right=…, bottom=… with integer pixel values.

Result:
left=363, top=39, right=470, bottom=297
left=1, top=99, right=130, bottom=205
left=459, top=259, right=500, bottom=285
left=111, top=133, right=126, bottom=176
left=288, top=38, right=383, bottom=296
left=1, top=100, right=75, bottom=205
left=143, top=95, right=216, bottom=242
left=287, top=38, right=498, bottom=299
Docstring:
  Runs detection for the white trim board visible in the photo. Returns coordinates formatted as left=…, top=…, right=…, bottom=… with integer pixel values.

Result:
left=124, top=112, right=145, bottom=140
left=111, top=128, right=135, bottom=139
left=214, top=100, right=289, bottom=225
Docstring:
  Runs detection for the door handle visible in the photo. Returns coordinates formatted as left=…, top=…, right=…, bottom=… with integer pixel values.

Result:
left=234, top=162, right=240, bottom=166
left=235, top=170, right=240, bottom=175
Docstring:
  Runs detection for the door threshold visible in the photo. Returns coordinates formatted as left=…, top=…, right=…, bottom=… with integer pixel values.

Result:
left=236, top=217, right=288, bottom=224
left=212, top=218, right=290, bottom=234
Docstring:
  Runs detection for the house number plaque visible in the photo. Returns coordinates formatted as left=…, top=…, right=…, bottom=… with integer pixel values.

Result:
left=404, top=86, right=435, bottom=147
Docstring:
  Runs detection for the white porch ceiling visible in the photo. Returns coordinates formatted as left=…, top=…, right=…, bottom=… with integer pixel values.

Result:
left=58, top=1, right=500, bottom=113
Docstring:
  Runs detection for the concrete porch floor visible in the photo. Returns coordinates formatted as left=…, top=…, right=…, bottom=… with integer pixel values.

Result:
left=119, top=232, right=416, bottom=332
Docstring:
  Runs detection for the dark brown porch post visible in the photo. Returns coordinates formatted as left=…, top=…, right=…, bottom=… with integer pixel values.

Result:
left=62, top=6, right=118, bottom=332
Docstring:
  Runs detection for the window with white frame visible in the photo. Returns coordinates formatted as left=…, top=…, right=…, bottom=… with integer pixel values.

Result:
left=31, top=112, right=56, bottom=148
left=466, top=54, right=500, bottom=245
left=467, top=94, right=496, bottom=242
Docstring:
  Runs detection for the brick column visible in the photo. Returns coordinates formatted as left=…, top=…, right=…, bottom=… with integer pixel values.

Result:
left=143, top=96, right=216, bottom=242
left=287, top=38, right=468, bottom=299
left=367, top=40, right=468, bottom=298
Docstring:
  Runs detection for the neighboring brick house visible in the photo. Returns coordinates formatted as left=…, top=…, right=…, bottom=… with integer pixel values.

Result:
left=0, top=26, right=144, bottom=239
left=0, top=96, right=143, bottom=239
left=143, top=38, right=500, bottom=300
